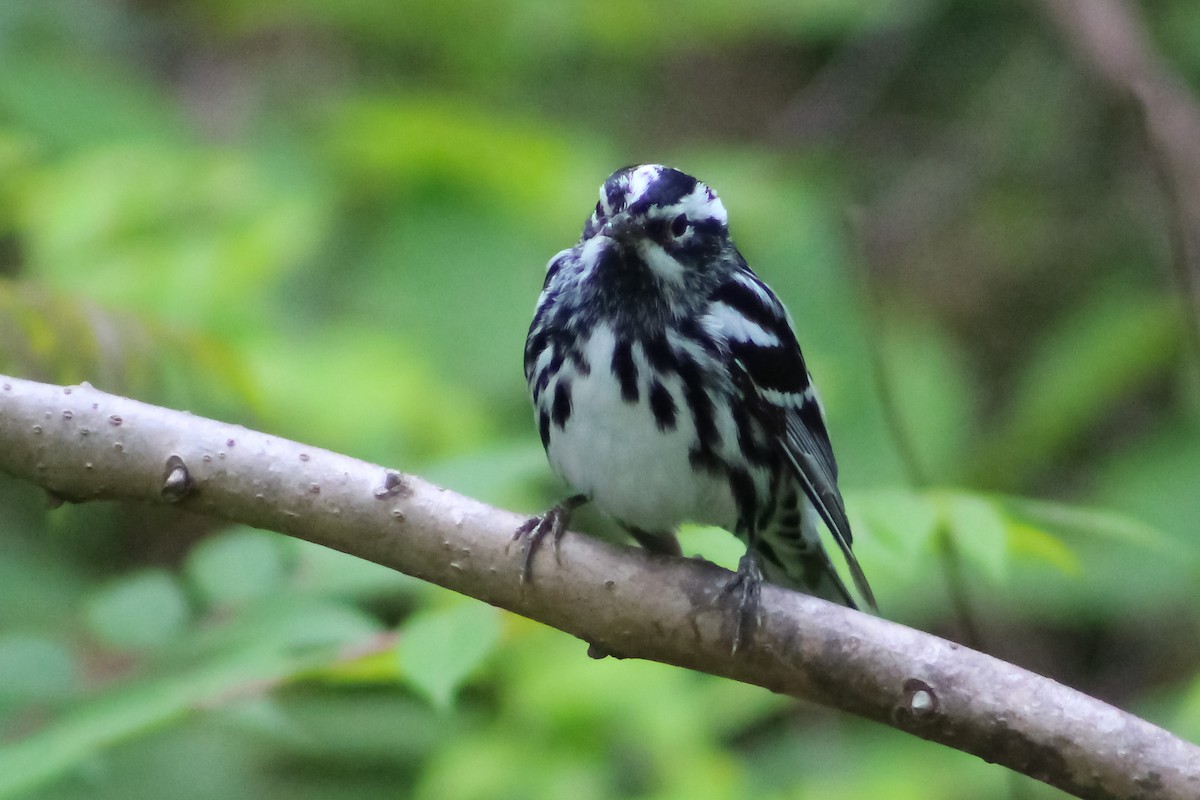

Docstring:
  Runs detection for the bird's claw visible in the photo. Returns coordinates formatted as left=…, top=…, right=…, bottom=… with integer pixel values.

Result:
left=511, top=511, right=565, bottom=583
left=719, top=551, right=765, bottom=654
left=510, top=494, right=587, bottom=583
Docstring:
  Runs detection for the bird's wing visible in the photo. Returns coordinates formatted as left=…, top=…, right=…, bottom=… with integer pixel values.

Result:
left=706, top=264, right=877, bottom=611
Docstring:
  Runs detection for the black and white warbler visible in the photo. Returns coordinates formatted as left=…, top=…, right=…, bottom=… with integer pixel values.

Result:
left=517, top=164, right=876, bottom=646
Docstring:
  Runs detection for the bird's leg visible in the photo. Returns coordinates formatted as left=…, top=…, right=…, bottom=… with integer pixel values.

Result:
left=625, top=526, right=683, bottom=556
left=510, top=493, right=588, bottom=583
left=721, top=550, right=765, bottom=655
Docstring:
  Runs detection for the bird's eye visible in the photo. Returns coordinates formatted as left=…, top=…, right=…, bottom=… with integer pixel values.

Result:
left=670, top=214, right=689, bottom=238
left=595, top=201, right=604, bottom=218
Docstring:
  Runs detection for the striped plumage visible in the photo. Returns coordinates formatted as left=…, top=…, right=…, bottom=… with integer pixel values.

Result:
left=520, top=164, right=875, bottom=638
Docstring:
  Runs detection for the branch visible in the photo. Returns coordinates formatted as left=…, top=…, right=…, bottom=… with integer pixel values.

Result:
left=0, top=375, right=1197, bottom=800
left=1036, top=0, right=1200, bottom=367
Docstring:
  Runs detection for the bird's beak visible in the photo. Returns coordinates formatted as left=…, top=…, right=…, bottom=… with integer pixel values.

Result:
left=599, top=214, right=643, bottom=245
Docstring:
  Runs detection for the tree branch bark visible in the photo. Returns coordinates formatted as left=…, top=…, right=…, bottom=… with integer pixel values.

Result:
left=0, top=374, right=1196, bottom=800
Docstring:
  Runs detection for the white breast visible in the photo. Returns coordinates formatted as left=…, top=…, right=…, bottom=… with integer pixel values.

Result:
left=542, top=324, right=738, bottom=533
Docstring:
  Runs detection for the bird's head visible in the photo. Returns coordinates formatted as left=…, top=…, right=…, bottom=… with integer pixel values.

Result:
left=577, top=165, right=733, bottom=296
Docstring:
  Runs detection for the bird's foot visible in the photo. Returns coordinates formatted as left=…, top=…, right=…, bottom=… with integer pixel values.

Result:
left=720, top=551, right=765, bottom=655
left=510, top=494, right=588, bottom=583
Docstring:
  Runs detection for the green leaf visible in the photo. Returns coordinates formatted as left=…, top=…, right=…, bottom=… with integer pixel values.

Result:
left=981, top=288, right=1180, bottom=485
left=0, top=634, right=78, bottom=705
left=244, top=327, right=491, bottom=465
left=290, top=538, right=422, bottom=600
left=0, top=520, right=88, bottom=630
left=1003, top=520, right=1080, bottom=575
left=185, top=527, right=290, bottom=609
left=0, top=279, right=262, bottom=420
left=1174, top=673, right=1200, bottom=745
left=325, top=96, right=598, bottom=227
left=996, top=495, right=1186, bottom=615
left=396, top=600, right=501, bottom=709
left=0, top=599, right=380, bottom=798
left=82, top=569, right=191, bottom=651
left=998, top=496, right=1169, bottom=550
left=872, top=314, right=977, bottom=484
left=936, top=491, right=1009, bottom=582
left=22, top=144, right=326, bottom=331
left=1091, top=418, right=1200, bottom=545
left=851, top=488, right=940, bottom=577
left=0, top=44, right=186, bottom=149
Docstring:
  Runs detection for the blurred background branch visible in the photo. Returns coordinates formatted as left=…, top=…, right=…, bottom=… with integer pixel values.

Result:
left=1036, top=0, right=1200, bottom=375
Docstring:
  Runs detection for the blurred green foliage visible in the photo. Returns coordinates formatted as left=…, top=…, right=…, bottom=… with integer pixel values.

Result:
left=0, top=1, right=1198, bottom=798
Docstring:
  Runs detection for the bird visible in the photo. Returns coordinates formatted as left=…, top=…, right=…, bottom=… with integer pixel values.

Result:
left=515, top=164, right=875, bottom=649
